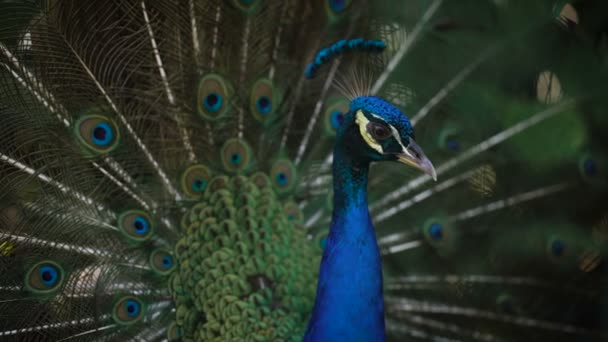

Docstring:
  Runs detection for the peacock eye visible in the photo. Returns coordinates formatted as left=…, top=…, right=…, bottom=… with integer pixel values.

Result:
left=181, top=164, right=212, bottom=199
left=204, top=93, right=223, bottom=113
left=113, top=296, right=145, bottom=325
left=132, top=216, right=150, bottom=235
left=197, top=73, right=233, bottom=121
left=150, top=249, right=176, bottom=275
left=256, top=96, right=272, bottom=115
left=330, top=111, right=344, bottom=129
left=119, top=210, right=154, bottom=242
left=76, top=115, right=120, bottom=153
left=221, top=138, right=252, bottom=172
left=270, top=159, right=297, bottom=193
left=367, top=122, right=391, bottom=141
left=250, top=78, right=279, bottom=122
left=26, top=261, right=65, bottom=294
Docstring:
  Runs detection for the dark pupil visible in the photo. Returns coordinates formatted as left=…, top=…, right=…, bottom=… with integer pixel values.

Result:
left=331, top=0, right=345, bottom=10
left=42, top=270, right=52, bottom=281
left=552, top=241, right=565, bottom=256
left=336, top=113, right=344, bottom=124
left=501, top=301, right=514, bottom=313
left=231, top=154, right=239, bottom=161
left=127, top=305, right=135, bottom=313
left=163, top=257, right=170, bottom=265
left=279, top=173, right=286, bottom=180
left=94, top=127, right=107, bottom=140
left=447, top=139, right=460, bottom=151
left=430, top=223, right=443, bottom=240
left=584, top=159, right=597, bottom=176
left=259, top=97, right=269, bottom=109
left=374, top=125, right=388, bottom=138
left=195, top=180, right=202, bottom=187
left=134, top=221, right=143, bottom=230
left=207, top=94, right=218, bottom=106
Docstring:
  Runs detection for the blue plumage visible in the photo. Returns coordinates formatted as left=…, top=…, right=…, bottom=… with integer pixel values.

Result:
left=305, top=39, right=386, bottom=79
left=305, top=96, right=432, bottom=341
left=39, top=265, right=60, bottom=287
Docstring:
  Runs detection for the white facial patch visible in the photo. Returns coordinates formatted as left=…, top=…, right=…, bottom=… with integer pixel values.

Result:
left=387, top=121, right=408, bottom=152
left=355, top=110, right=384, bottom=154
left=355, top=110, right=407, bottom=155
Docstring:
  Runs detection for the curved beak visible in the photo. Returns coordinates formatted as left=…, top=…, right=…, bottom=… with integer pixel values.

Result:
left=396, top=137, right=437, bottom=181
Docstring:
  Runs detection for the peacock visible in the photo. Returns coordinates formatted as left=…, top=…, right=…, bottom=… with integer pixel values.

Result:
left=1, top=0, right=608, bottom=341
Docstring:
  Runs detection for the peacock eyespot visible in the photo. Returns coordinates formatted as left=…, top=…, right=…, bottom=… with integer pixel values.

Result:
left=126, top=300, right=139, bottom=317
left=326, top=0, right=351, bottom=18
left=150, top=249, right=176, bottom=275
left=204, top=92, right=223, bottom=113
left=92, top=122, right=113, bottom=146
left=193, top=179, right=207, bottom=192
left=583, top=159, right=597, bottom=177
left=119, top=210, right=154, bottom=242
left=181, top=164, right=212, bottom=199
left=250, top=78, right=279, bottom=122
left=256, top=96, right=272, bottom=115
left=367, top=122, right=391, bottom=141
left=429, top=223, right=443, bottom=241
left=271, top=159, right=297, bottom=193
left=75, top=115, right=120, bottom=153
left=162, top=256, right=173, bottom=267
left=329, top=0, right=346, bottom=12
left=276, top=172, right=288, bottom=186
left=221, top=139, right=252, bottom=172
left=231, top=153, right=242, bottom=165
left=283, top=202, right=302, bottom=223
left=423, top=218, right=453, bottom=250
left=40, top=265, right=58, bottom=285
left=324, top=98, right=350, bottom=136
left=446, top=139, right=460, bottom=152
left=330, top=111, right=344, bottom=129
left=578, top=154, right=604, bottom=184
left=438, top=125, right=462, bottom=153
left=26, top=261, right=65, bottom=294
left=113, top=296, right=145, bottom=325
left=133, top=216, right=150, bottom=235
left=197, top=74, right=233, bottom=121
left=551, top=239, right=565, bottom=257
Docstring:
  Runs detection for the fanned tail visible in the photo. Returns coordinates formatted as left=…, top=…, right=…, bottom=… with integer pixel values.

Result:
left=1, top=0, right=608, bottom=341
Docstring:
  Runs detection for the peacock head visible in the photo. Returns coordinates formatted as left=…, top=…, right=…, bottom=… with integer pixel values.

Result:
left=340, top=96, right=436, bottom=180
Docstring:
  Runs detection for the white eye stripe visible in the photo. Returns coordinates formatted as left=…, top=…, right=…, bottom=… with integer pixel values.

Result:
left=388, top=123, right=407, bottom=152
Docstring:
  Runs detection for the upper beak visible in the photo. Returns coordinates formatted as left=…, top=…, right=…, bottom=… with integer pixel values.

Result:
left=396, top=137, right=437, bottom=181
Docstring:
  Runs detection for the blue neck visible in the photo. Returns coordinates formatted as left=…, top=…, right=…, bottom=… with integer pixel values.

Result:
left=304, top=144, right=386, bottom=341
